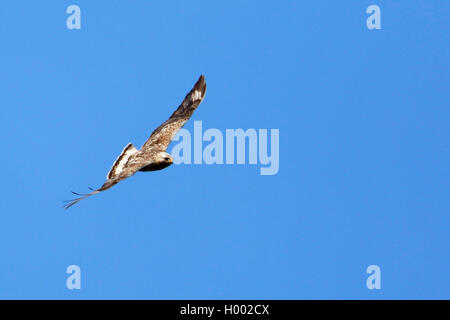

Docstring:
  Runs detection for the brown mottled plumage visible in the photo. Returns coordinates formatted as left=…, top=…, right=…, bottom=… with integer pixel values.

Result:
left=64, top=75, right=206, bottom=209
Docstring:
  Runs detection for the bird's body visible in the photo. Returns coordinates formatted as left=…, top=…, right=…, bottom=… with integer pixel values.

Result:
left=64, top=75, right=207, bottom=209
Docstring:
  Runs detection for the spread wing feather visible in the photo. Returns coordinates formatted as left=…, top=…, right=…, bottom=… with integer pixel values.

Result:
left=142, top=75, right=206, bottom=151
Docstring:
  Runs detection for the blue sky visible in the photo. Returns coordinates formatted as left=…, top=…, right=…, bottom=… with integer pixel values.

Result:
left=0, top=1, right=448, bottom=299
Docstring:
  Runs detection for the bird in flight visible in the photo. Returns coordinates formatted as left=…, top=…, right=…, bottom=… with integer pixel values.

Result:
left=64, top=75, right=207, bottom=209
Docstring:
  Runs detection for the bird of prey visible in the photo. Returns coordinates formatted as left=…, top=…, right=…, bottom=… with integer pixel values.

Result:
left=64, top=75, right=207, bottom=209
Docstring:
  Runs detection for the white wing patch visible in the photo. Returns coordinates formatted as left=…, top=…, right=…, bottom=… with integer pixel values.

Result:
left=190, top=90, right=203, bottom=102
left=107, top=143, right=138, bottom=180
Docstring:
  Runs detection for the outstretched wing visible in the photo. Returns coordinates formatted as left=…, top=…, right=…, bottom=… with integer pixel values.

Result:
left=64, top=145, right=146, bottom=209
left=106, top=142, right=138, bottom=180
left=141, top=75, right=207, bottom=151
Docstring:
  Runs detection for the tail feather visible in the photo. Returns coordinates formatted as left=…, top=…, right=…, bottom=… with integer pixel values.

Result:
left=63, top=189, right=100, bottom=210
left=63, top=179, right=120, bottom=210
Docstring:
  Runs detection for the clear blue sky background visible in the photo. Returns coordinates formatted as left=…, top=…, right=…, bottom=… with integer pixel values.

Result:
left=0, top=1, right=448, bottom=299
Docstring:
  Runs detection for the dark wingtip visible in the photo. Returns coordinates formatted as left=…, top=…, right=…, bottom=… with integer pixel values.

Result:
left=197, top=74, right=205, bottom=85
left=195, top=75, right=206, bottom=96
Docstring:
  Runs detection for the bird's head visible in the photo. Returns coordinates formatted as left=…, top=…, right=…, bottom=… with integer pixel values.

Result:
left=157, top=151, right=174, bottom=165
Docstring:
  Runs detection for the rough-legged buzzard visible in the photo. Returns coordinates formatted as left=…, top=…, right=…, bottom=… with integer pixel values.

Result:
left=64, top=75, right=207, bottom=209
